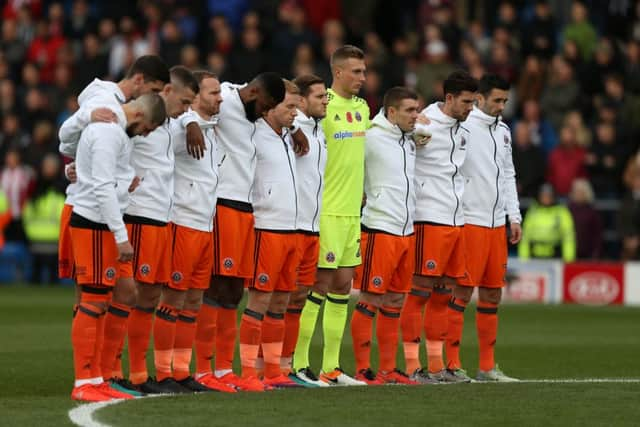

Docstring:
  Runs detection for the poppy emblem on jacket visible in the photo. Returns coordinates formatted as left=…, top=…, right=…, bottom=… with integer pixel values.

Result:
left=334, top=114, right=340, bottom=121
left=346, top=112, right=353, bottom=123
left=426, top=260, right=437, bottom=270
left=223, top=258, right=234, bottom=269
left=504, top=135, right=510, bottom=145
left=172, top=272, right=183, bottom=283
left=140, top=264, right=151, bottom=276
left=258, top=273, right=269, bottom=284
left=355, top=111, right=362, bottom=122
left=460, top=136, right=466, bottom=147
left=326, top=252, right=336, bottom=263
left=105, top=267, right=116, bottom=280
left=372, top=276, right=383, bottom=287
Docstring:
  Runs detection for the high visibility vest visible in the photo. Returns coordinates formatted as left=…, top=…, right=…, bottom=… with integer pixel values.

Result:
left=518, top=203, right=576, bottom=262
left=22, top=189, right=66, bottom=243
left=0, top=190, right=9, bottom=248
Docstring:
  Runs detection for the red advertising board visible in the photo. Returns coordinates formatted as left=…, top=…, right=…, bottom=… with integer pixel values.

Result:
left=505, top=271, right=547, bottom=303
left=563, top=263, right=624, bottom=305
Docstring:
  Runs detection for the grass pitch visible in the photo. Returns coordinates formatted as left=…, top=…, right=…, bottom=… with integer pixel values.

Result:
left=1, top=285, right=639, bottom=426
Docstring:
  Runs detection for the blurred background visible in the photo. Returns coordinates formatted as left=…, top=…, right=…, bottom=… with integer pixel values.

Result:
left=1, top=0, right=640, bottom=286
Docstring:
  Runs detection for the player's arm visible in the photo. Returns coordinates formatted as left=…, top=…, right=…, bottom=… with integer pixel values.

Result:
left=503, top=140, right=522, bottom=244
left=291, top=127, right=309, bottom=156
left=88, top=125, right=129, bottom=247
left=59, top=106, right=118, bottom=158
left=181, top=111, right=206, bottom=160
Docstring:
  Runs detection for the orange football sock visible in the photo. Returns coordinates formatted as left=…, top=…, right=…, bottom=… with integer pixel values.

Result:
left=377, top=305, right=401, bottom=373
left=282, top=306, right=302, bottom=364
left=350, top=302, right=377, bottom=372
left=127, top=306, right=154, bottom=384
left=215, top=306, right=237, bottom=372
left=239, top=309, right=263, bottom=378
left=446, top=297, right=467, bottom=370
left=261, top=311, right=285, bottom=379
left=72, top=302, right=103, bottom=381
left=400, top=288, right=430, bottom=373
left=89, top=311, right=105, bottom=380
left=424, top=288, right=450, bottom=373
left=194, top=298, right=218, bottom=376
left=173, top=310, right=198, bottom=381
left=101, top=302, right=131, bottom=380
left=477, top=301, right=499, bottom=372
left=153, top=304, right=179, bottom=381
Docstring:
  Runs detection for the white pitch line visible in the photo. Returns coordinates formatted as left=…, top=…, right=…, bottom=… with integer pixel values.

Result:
left=517, top=378, right=640, bottom=384
left=68, top=399, right=124, bottom=427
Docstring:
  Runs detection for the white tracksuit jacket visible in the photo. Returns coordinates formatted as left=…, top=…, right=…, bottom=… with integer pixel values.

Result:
left=125, top=119, right=175, bottom=223
left=58, top=79, right=127, bottom=205
left=251, top=119, right=298, bottom=231
left=362, top=110, right=416, bottom=236
left=414, top=102, right=469, bottom=226
left=72, top=119, right=132, bottom=244
left=215, top=82, right=257, bottom=204
left=170, top=110, right=219, bottom=232
left=462, top=107, right=521, bottom=227
left=294, top=110, right=326, bottom=233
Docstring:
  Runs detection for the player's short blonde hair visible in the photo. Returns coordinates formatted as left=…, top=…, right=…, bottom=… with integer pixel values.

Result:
left=283, top=79, right=301, bottom=95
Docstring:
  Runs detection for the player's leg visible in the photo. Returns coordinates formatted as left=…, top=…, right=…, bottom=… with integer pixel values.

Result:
left=446, top=284, right=473, bottom=371
left=351, top=290, right=382, bottom=384
left=128, top=282, right=161, bottom=388
left=238, top=287, right=271, bottom=391
left=293, top=269, right=329, bottom=372
left=475, top=226, right=517, bottom=382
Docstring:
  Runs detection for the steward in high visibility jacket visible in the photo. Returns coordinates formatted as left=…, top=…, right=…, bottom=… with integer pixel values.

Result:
left=22, top=188, right=65, bottom=244
left=518, top=183, right=576, bottom=262
left=0, top=189, right=10, bottom=250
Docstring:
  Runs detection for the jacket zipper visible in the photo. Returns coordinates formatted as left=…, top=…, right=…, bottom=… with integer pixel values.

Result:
left=488, top=125, right=500, bottom=227
left=400, top=133, right=410, bottom=235
left=164, top=123, right=173, bottom=222
left=282, top=134, right=298, bottom=229
left=449, top=126, right=460, bottom=226
left=247, top=123, right=257, bottom=203
left=311, top=122, right=322, bottom=233
left=205, top=128, right=218, bottom=228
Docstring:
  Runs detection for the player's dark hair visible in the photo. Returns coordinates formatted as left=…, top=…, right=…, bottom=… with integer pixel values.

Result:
left=170, top=65, right=199, bottom=94
left=293, top=74, right=325, bottom=97
left=383, top=87, right=418, bottom=111
left=478, top=74, right=510, bottom=96
left=254, top=72, right=286, bottom=104
left=443, top=70, right=478, bottom=96
left=125, top=55, right=170, bottom=84
left=193, top=70, right=218, bottom=86
left=330, top=45, right=365, bottom=67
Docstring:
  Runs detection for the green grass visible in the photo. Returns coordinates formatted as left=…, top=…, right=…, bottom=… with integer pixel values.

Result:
left=1, top=285, right=639, bottom=426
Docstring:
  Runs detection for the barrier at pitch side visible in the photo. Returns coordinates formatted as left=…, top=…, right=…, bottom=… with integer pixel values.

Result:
left=505, top=258, right=640, bottom=306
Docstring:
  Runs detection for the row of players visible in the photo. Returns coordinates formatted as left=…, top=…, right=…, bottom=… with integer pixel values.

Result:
left=62, top=45, right=521, bottom=402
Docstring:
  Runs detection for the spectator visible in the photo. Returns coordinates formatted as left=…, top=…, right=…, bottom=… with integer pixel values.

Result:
left=546, top=124, right=587, bottom=196
left=517, top=99, right=558, bottom=154
left=519, top=183, right=576, bottom=262
left=0, top=186, right=10, bottom=251
left=619, top=165, right=640, bottom=260
left=512, top=121, right=546, bottom=198
left=26, top=19, right=66, bottom=83
left=563, top=0, right=598, bottom=61
left=1, top=19, right=27, bottom=79
left=568, top=178, right=603, bottom=259
left=22, top=120, right=56, bottom=170
left=487, top=41, right=516, bottom=84
left=291, top=43, right=315, bottom=78
left=22, top=154, right=64, bottom=284
left=108, top=16, right=150, bottom=79
left=522, top=0, right=556, bottom=60
left=581, top=38, right=619, bottom=98
left=416, top=24, right=455, bottom=103
left=625, top=40, right=640, bottom=95
left=516, top=55, right=546, bottom=104
left=585, top=121, right=625, bottom=197
left=563, top=110, right=591, bottom=148
left=540, top=55, right=580, bottom=132
left=227, top=26, right=268, bottom=83
left=601, top=73, right=640, bottom=136
left=0, top=113, right=30, bottom=161
left=64, top=0, right=96, bottom=42
left=270, top=4, right=316, bottom=76
left=0, top=80, right=18, bottom=116
left=466, top=20, right=491, bottom=60
left=0, top=149, right=33, bottom=242
left=76, top=33, right=108, bottom=88
left=159, top=20, right=183, bottom=69
left=180, top=44, right=201, bottom=70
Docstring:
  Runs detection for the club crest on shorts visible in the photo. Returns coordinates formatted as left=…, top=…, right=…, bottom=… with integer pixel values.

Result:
left=372, top=276, right=383, bottom=287
left=105, top=267, right=116, bottom=280
left=426, top=260, right=437, bottom=270
left=140, top=264, right=151, bottom=276
left=172, top=272, right=183, bottom=283
left=223, top=258, right=234, bottom=270
left=258, top=273, right=269, bottom=284
left=326, top=252, right=336, bottom=263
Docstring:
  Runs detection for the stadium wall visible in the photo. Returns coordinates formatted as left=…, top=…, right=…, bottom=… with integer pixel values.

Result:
left=505, top=259, right=640, bottom=307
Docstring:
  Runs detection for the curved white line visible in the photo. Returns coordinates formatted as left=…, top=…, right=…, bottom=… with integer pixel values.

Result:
left=68, top=399, right=124, bottom=427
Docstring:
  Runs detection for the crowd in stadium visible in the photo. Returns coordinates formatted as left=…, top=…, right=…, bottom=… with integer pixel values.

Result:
left=0, top=0, right=639, bottom=281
